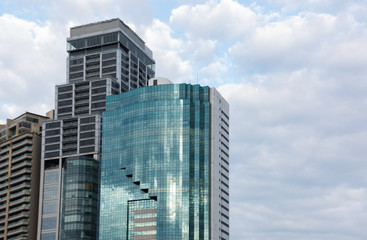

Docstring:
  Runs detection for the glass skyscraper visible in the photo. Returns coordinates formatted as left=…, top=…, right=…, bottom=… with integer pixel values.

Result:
left=37, top=19, right=155, bottom=240
left=99, top=79, right=230, bottom=239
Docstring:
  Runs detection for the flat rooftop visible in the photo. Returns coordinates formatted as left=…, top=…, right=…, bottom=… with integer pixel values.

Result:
left=69, top=18, right=145, bottom=48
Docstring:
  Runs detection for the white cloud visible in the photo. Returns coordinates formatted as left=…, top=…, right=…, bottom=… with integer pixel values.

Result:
left=170, top=0, right=258, bottom=40
left=184, top=39, right=217, bottom=66
left=266, top=0, right=359, bottom=14
left=48, top=0, right=153, bottom=26
left=199, top=58, right=229, bottom=85
left=218, top=66, right=367, bottom=239
left=143, top=19, right=193, bottom=83
left=229, top=12, right=339, bottom=73
left=0, top=14, right=65, bottom=122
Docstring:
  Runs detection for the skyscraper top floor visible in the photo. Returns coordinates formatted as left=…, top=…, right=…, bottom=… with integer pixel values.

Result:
left=67, top=18, right=154, bottom=66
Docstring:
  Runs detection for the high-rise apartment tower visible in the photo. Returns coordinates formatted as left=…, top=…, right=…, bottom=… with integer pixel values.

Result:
left=99, top=78, right=229, bottom=240
left=37, top=19, right=155, bottom=240
left=0, top=112, right=51, bottom=240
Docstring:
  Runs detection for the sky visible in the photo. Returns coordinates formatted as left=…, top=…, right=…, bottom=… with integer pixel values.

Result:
left=1, top=0, right=367, bottom=239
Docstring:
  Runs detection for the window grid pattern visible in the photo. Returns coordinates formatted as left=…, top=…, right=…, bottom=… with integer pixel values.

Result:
left=99, top=84, right=210, bottom=239
left=60, top=156, right=99, bottom=240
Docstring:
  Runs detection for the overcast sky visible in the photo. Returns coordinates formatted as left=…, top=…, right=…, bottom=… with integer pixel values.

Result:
left=1, top=0, right=367, bottom=239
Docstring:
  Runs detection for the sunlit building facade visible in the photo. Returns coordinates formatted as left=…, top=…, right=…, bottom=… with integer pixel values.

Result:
left=0, top=112, right=51, bottom=240
left=99, top=79, right=230, bottom=239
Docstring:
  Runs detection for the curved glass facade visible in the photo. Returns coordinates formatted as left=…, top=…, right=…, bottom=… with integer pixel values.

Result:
left=60, top=156, right=99, bottom=239
left=99, top=84, right=211, bottom=239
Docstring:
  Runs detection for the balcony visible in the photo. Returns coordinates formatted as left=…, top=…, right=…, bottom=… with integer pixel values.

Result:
left=85, top=70, right=100, bottom=77
left=75, top=109, right=89, bottom=115
left=11, top=168, right=31, bottom=179
left=7, top=227, right=28, bottom=238
left=0, top=161, right=8, bottom=169
left=62, top=143, right=77, bottom=150
left=86, top=58, right=100, bottom=63
left=12, top=139, right=32, bottom=148
left=0, top=181, right=9, bottom=189
left=0, top=175, right=8, bottom=182
left=8, top=220, right=28, bottom=229
left=9, top=182, right=30, bottom=192
left=0, top=154, right=9, bottom=161
left=130, top=75, right=138, bottom=82
left=75, top=92, right=89, bottom=99
left=10, top=189, right=31, bottom=199
left=63, top=136, right=78, bottom=143
left=11, top=153, right=32, bottom=163
left=75, top=98, right=90, bottom=106
left=75, top=83, right=90, bottom=90
left=63, top=121, right=78, bottom=128
left=62, top=150, right=77, bottom=156
left=75, top=88, right=89, bottom=94
left=131, top=69, right=138, bottom=75
left=132, top=62, right=138, bottom=69
left=7, top=211, right=29, bottom=222
left=12, top=146, right=32, bottom=155
left=11, top=160, right=31, bottom=171
left=139, top=81, right=145, bottom=88
left=8, top=197, right=30, bottom=207
left=0, top=188, right=8, bottom=196
left=75, top=105, right=90, bottom=112
left=10, top=175, right=31, bottom=186
left=62, top=129, right=77, bottom=135
left=8, top=204, right=30, bottom=214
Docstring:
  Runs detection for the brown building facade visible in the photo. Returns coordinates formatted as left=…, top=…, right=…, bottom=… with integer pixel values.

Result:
left=0, top=112, right=51, bottom=240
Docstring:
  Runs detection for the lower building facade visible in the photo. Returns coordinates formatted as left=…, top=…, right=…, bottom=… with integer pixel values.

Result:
left=0, top=112, right=50, bottom=240
left=99, top=81, right=229, bottom=240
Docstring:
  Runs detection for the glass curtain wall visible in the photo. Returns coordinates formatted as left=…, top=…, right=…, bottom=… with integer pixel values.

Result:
left=60, top=156, right=99, bottom=240
left=99, top=84, right=211, bottom=239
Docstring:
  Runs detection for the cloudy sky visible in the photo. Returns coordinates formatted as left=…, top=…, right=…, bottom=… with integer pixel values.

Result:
left=1, top=0, right=367, bottom=239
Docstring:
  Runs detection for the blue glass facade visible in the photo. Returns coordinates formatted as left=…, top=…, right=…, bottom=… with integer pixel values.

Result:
left=99, top=84, right=211, bottom=239
left=60, top=156, right=99, bottom=239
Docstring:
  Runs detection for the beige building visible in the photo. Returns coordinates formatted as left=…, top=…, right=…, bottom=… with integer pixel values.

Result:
left=0, top=112, right=52, bottom=240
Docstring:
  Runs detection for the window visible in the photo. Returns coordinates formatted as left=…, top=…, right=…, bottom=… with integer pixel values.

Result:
left=92, top=94, right=106, bottom=102
left=80, top=124, right=95, bottom=132
left=41, top=216, right=57, bottom=230
left=87, top=36, right=101, bottom=47
left=91, top=102, right=105, bottom=109
left=80, top=132, right=94, bottom=139
left=41, top=232, right=57, bottom=240
left=19, top=122, right=31, bottom=128
left=58, top=92, right=72, bottom=100
left=102, top=51, right=116, bottom=60
left=43, top=185, right=58, bottom=200
left=45, top=136, right=60, bottom=144
left=80, top=139, right=95, bottom=146
left=70, top=65, right=83, bottom=72
left=25, top=116, right=39, bottom=123
left=45, top=129, right=60, bottom=137
left=46, top=122, right=61, bottom=129
left=43, top=201, right=58, bottom=215
left=44, top=171, right=59, bottom=185
left=45, top=144, right=60, bottom=152
left=44, top=151, right=60, bottom=158
left=91, top=80, right=106, bottom=87
left=69, top=58, right=83, bottom=66
left=80, top=116, right=96, bottom=124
